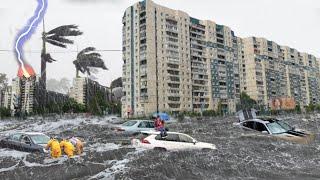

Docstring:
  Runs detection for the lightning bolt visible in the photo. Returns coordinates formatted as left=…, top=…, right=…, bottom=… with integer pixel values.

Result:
left=14, top=0, right=48, bottom=78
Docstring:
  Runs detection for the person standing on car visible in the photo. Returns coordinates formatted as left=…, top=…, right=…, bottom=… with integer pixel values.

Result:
left=69, top=136, right=84, bottom=155
left=154, top=115, right=161, bottom=130
left=45, top=137, right=61, bottom=158
left=60, top=139, right=75, bottom=158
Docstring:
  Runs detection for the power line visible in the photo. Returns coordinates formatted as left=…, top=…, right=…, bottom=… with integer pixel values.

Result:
left=0, top=49, right=122, bottom=53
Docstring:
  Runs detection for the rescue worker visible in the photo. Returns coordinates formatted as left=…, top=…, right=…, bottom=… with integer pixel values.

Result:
left=69, top=136, right=84, bottom=155
left=60, top=138, right=75, bottom=158
left=45, top=137, right=61, bottom=158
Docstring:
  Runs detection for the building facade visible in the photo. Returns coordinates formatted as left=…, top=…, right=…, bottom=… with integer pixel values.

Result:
left=240, top=37, right=320, bottom=108
left=69, top=77, right=111, bottom=107
left=0, top=86, right=12, bottom=109
left=122, top=0, right=240, bottom=117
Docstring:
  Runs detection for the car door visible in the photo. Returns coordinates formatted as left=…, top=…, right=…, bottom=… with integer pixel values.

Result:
left=137, top=121, right=153, bottom=132
left=20, top=135, right=32, bottom=152
left=9, top=134, right=23, bottom=150
left=178, top=134, right=196, bottom=150
left=241, top=121, right=255, bottom=132
left=160, top=134, right=180, bottom=150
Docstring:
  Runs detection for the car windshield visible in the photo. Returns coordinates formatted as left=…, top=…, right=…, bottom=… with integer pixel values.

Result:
left=122, top=121, right=137, bottom=126
left=266, top=122, right=288, bottom=134
left=277, top=121, right=293, bottom=131
left=30, top=134, right=50, bottom=144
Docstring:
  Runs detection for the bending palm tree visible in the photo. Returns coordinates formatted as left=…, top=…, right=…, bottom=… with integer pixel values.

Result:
left=41, top=24, right=83, bottom=89
left=73, top=47, right=108, bottom=77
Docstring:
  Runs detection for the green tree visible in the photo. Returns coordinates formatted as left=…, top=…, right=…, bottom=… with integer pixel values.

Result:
left=0, top=107, right=11, bottom=119
left=202, top=110, right=216, bottom=117
left=237, top=92, right=257, bottom=110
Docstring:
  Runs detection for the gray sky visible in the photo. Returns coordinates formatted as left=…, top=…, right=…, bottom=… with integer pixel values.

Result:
left=1, top=0, right=319, bottom=86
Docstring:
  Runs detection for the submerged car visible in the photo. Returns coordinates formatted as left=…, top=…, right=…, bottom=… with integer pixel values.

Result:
left=132, top=131, right=216, bottom=151
left=0, top=132, right=50, bottom=153
left=235, top=117, right=315, bottom=144
left=115, top=120, right=156, bottom=135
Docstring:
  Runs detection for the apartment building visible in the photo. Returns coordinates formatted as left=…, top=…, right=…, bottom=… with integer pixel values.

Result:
left=122, top=0, right=240, bottom=117
left=240, top=37, right=320, bottom=107
left=69, top=77, right=111, bottom=107
left=0, top=86, right=12, bottom=109
left=20, top=77, right=37, bottom=114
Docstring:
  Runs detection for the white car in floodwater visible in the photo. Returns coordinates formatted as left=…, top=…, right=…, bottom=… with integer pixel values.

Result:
left=132, top=131, right=216, bottom=151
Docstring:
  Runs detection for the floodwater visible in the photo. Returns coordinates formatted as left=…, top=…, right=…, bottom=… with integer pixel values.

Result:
left=0, top=114, right=320, bottom=180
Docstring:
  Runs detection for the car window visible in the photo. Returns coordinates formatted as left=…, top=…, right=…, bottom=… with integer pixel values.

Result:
left=242, top=121, right=254, bottom=129
left=21, top=136, right=31, bottom=144
left=10, top=134, right=22, bottom=141
left=30, top=135, right=50, bottom=144
left=138, top=122, right=148, bottom=128
left=255, top=122, right=268, bottom=132
left=147, top=122, right=154, bottom=128
left=179, top=134, right=194, bottom=143
left=122, top=121, right=137, bottom=126
left=155, top=134, right=180, bottom=142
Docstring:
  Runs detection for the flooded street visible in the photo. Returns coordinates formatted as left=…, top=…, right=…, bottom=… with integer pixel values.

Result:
left=0, top=114, right=320, bottom=180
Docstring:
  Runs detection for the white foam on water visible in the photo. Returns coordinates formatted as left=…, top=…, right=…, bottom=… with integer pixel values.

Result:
left=88, top=143, right=120, bottom=152
left=89, top=159, right=130, bottom=180
left=23, top=156, right=69, bottom=167
left=0, top=162, right=20, bottom=173
left=0, top=149, right=29, bottom=159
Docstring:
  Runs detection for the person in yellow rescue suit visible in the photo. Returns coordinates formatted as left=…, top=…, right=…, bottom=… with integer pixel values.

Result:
left=45, top=137, right=62, bottom=158
left=69, top=136, right=84, bottom=155
left=60, top=139, right=75, bottom=158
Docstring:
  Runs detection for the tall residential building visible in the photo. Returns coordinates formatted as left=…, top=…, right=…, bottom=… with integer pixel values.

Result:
left=69, top=77, right=111, bottom=107
left=0, top=86, right=12, bottom=109
left=10, top=78, right=20, bottom=115
left=122, top=0, right=240, bottom=117
left=20, top=77, right=37, bottom=114
left=240, top=37, right=320, bottom=107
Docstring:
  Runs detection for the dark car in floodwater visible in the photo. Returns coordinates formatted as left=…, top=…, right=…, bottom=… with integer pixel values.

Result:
left=235, top=117, right=315, bottom=144
left=0, top=132, right=50, bottom=153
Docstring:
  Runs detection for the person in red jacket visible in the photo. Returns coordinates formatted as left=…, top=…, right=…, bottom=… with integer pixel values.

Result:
left=154, top=115, right=167, bottom=137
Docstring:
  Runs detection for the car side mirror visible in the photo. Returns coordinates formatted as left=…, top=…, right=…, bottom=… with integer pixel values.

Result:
left=292, top=127, right=295, bottom=131
left=262, top=131, right=268, bottom=134
left=193, top=140, right=197, bottom=145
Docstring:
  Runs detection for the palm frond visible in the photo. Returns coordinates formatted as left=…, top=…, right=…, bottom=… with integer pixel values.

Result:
left=45, top=39, right=67, bottom=48
left=42, top=53, right=57, bottom=63
left=46, top=25, right=83, bottom=37
left=45, top=35, right=74, bottom=45
left=77, top=47, right=96, bottom=58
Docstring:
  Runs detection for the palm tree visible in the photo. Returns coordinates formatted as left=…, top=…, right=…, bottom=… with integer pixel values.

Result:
left=73, top=47, right=108, bottom=77
left=41, top=24, right=83, bottom=89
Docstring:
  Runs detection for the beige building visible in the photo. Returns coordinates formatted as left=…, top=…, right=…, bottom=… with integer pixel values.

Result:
left=122, top=0, right=240, bottom=117
left=69, top=77, right=111, bottom=107
left=240, top=37, right=320, bottom=107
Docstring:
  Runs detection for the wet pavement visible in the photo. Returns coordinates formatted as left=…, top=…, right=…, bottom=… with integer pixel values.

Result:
left=0, top=114, right=320, bottom=180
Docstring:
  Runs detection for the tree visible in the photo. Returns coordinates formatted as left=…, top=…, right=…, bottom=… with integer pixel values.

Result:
left=73, top=47, right=108, bottom=77
left=0, top=107, right=11, bottom=119
left=238, top=92, right=257, bottom=110
left=41, top=25, right=83, bottom=87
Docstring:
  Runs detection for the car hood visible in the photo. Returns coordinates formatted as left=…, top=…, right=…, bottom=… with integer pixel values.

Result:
left=196, top=142, right=216, bottom=150
left=274, top=130, right=315, bottom=144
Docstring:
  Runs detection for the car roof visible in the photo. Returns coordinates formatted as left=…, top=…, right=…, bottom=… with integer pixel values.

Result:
left=12, top=132, right=47, bottom=136
left=126, top=120, right=153, bottom=122
left=242, top=118, right=272, bottom=124
left=141, top=131, right=189, bottom=136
